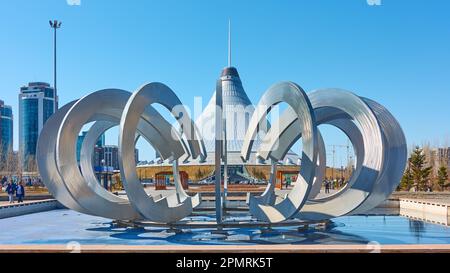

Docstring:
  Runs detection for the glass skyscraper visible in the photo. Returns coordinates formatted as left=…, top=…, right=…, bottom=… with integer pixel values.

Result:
left=0, top=100, right=13, bottom=158
left=19, top=82, right=56, bottom=169
left=76, top=131, right=105, bottom=163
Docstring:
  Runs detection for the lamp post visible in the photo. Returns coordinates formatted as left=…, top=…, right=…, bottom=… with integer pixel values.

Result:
left=49, top=20, right=61, bottom=109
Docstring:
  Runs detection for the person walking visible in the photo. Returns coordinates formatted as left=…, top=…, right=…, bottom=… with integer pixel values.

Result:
left=325, top=179, right=330, bottom=194
left=6, top=180, right=16, bottom=203
left=16, top=181, right=25, bottom=203
left=285, top=177, right=291, bottom=189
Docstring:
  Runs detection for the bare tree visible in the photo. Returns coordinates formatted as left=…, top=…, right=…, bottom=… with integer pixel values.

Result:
left=26, top=155, right=40, bottom=188
left=27, top=155, right=38, bottom=173
left=3, top=149, right=18, bottom=183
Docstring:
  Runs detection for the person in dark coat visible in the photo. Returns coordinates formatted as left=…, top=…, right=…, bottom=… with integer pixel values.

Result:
left=16, top=181, right=25, bottom=203
left=324, top=179, right=330, bottom=194
left=5, top=180, right=16, bottom=203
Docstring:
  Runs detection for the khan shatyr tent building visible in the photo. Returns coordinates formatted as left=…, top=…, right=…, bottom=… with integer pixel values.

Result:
left=135, top=65, right=301, bottom=187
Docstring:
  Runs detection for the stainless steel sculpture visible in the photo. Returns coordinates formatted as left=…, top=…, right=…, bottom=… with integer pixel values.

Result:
left=243, top=87, right=407, bottom=222
left=118, top=82, right=205, bottom=223
left=37, top=78, right=406, bottom=225
left=37, top=85, right=205, bottom=223
left=241, top=82, right=318, bottom=223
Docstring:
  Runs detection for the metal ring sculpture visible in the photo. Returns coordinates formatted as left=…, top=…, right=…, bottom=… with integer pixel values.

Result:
left=242, top=86, right=407, bottom=222
left=37, top=84, right=206, bottom=223
left=241, top=82, right=318, bottom=223
left=37, top=81, right=406, bottom=225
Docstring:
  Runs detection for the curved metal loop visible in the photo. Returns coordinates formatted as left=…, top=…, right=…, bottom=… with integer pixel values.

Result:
left=119, top=82, right=204, bottom=223
left=350, top=97, right=407, bottom=214
left=255, top=89, right=383, bottom=221
left=242, top=82, right=318, bottom=223
left=36, top=100, right=91, bottom=214
left=55, top=89, right=190, bottom=220
left=38, top=87, right=200, bottom=221
left=246, top=160, right=277, bottom=207
left=248, top=89, right=385, bottom=220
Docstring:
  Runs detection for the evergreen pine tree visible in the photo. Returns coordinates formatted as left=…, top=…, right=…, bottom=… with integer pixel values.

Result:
left=409, top=146, right=432, bottom=191
left=399, top=165, right=413, bottom=191
left=437, top=165, right=449, bottom=191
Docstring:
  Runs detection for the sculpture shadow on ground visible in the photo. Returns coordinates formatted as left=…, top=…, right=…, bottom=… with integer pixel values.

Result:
left=102, top=222, right=374, bottom=245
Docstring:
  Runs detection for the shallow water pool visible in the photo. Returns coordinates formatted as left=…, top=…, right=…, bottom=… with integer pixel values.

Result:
left=0, top=209, right=449, bottom=245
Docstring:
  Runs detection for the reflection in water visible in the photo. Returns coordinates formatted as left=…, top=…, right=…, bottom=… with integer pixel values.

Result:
left=2, top=209, right=450, bottom=245
left=109, top=227, right=371, bottom=245
left=409, top=220, right=425, bottom=243
left=107, top=220, right=371, bottom=245
left=92, top=213, right=450, bottom=245
left=400, top=208, right=449, bottom=226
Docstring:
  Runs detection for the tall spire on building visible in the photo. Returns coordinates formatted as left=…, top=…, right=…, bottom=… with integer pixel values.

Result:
left=195, top=20, right=300, bottom=167
left=228, top=19, right=231, bottom=67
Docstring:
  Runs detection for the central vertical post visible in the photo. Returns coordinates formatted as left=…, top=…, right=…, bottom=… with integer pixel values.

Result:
left=214, top=79, right=223, bottom=225
left=223, top=114, right=228, bottom=210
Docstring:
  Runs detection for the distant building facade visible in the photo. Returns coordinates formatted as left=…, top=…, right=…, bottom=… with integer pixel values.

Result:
left=76, top=131, right=105, bottom=163
left=103, top=145, right=119, bottom=170
left=19, top=82, right=56, bottom=170
left=0, top=100, right=13, bottom=157
left=93, top=145, right=139, bottom=171
left=75, top=129, right=138, bottom=171
left=437, top=147, right=450, bottom=168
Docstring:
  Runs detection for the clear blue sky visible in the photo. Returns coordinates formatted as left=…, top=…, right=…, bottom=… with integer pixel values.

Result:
left=1, top=0, right=449, bottom=163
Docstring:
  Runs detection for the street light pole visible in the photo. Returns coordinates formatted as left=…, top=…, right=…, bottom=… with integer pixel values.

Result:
left=49, top=20, right=61, bottom=110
